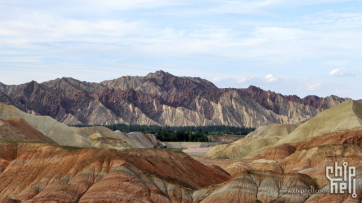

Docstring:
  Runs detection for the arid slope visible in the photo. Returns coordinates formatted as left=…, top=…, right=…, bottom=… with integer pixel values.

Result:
left=0, top=118, right=55, bottom=143
left=206, top=100, right=362, bottom=159
left=0, top=103, right=165, bottom=150
left=0, top=143, right=335, bottom=203
left=0, top=71, right=348, bottom=127
left=0, top=143, right=229, bottom=202
left=0, top=102, right=91, bottom=147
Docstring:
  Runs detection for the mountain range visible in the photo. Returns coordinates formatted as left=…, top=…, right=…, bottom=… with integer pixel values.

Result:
left=0, top=70, right=356, bottom=128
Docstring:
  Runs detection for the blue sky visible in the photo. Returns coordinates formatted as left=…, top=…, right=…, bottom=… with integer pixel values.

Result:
left=0, top=0, right=361, bottom=99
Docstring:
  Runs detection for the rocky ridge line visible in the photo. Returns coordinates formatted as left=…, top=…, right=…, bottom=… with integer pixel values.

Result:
left=0, top=70, right=351, bottom=127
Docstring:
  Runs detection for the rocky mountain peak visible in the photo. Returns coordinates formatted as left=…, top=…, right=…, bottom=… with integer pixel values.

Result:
left=246, top=85, right=264, bottom=92
left=146, top=70, right=173, bottom=79
left=23, top=80, right=43, bottom=96
left=27, top=80, right=40, bottom=87
left=0, top=72, right=356, bottom=127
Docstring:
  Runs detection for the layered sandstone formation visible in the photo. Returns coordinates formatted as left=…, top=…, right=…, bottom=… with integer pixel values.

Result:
left=0, top=102, right=91, bottom=147
left=0, top=143, right=229, bottom=202
left=73, top=126, right=165, bottom=149
left=194, top=171, right=318, bottom=203
left=1, top=101, right=362, bottom=202
left=0, top=70, right=349, bottom=127
left=0, top=103, right=165, bottom=149
left=277, top=100, right=362, bottom=144
left=0, top=142, right=336, bottom=203
left=0, top=118, right=55, bottom=143
left=193, top=156, right=284, bottom=176
left=198, top=101, right=362, bottom=202
left=206, top=100, right=362, bottom=159
left=124, top=132, right=166, bottom=148
left=205, top=136, right=280, bottom=159
left=245, top=123, right=301, bottom=138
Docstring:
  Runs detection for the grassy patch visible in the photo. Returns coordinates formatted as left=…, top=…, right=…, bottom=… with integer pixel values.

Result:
left=164, top=148, right=183, bottom=152
left=156, top=148, right=183, bottom=153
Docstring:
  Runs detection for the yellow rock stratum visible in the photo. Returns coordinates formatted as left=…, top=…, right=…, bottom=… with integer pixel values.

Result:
left=277, top=100, right=362, bottom=144
left=206, top=100, right=362, bottom=159
left=0, top=103, right=165, bottom=150
left=246, top=123, right=301, bottom=138
left=0, top=103, right=91, bottom=147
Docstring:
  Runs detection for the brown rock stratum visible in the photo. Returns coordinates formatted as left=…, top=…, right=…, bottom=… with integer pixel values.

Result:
left=6, top=126, right=359, bottom=203
left=0, top=70, right=350, bottom=127
left=0, top=143, right=229, bottom=202
left=0, top=103, right=166, bottom=149
left=0, top=118, right=55, bottom=143
left=0, top=142, right=337, bottom=203
left=199, top=101, right=362, bottom=203
left=206, top=100, right=362, bottom=159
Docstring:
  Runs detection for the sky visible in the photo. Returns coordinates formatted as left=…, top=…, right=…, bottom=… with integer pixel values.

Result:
left=0, top=0, right=361, bottom=99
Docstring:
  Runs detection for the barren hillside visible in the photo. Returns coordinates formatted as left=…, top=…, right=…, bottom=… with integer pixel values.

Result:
left=0, top=70, right=349, bottom=127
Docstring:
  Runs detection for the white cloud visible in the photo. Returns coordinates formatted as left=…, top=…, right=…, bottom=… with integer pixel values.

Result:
left=265, top=74, right=278, bottom=82
left=329, top=68, right=356, bottom=76
left=0, top=0, right=361, bottom=101
left=237, top=76, right=252, bottom=83
left=307, top=83, right=321, bottom=90
left=329, top=68, right=344, bottom=76
left=1, top=8, right=362, bottom=61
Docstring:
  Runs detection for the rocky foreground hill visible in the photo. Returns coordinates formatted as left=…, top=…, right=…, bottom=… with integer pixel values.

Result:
left=206, top=100, right=362, bottom=159
left=0, top=70, right=351, bottom=128
left=0, top=102, right=165, bottom=149
left=0, top=100, right=362, bottom=202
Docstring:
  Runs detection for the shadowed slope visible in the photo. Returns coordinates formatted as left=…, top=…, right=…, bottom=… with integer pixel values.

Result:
left=0, top=143, right=230, bottom=202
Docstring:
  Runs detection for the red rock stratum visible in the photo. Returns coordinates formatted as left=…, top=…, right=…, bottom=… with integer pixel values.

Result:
left=0, top=143, right=229, bottom=202
left=0, top=117, right=55, bottom=143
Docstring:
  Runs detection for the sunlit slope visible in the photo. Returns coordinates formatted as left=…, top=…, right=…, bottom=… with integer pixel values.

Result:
left=0, top=103, right=91, bottom=147
left=205, top=136, right=280, bottom=159
left=246, top=123, right=301, bottom=138
left=277, top=100, right=362, bottom=145
left=72, top=126, right=141, bottom=149
left=205, top=123, right=301, bottom=159
left=0, top=117, right=56, bottom=143
left=206, top=100, right=362, bottom=159
left=72, top=126, right=164, bottom=149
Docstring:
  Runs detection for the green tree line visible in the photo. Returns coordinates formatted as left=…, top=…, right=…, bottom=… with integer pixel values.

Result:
left=70, top=124, right=255, bottom=142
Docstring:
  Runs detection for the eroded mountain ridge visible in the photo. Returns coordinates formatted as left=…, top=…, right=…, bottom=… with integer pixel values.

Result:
left=0, top=70, right=350, bottom=127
